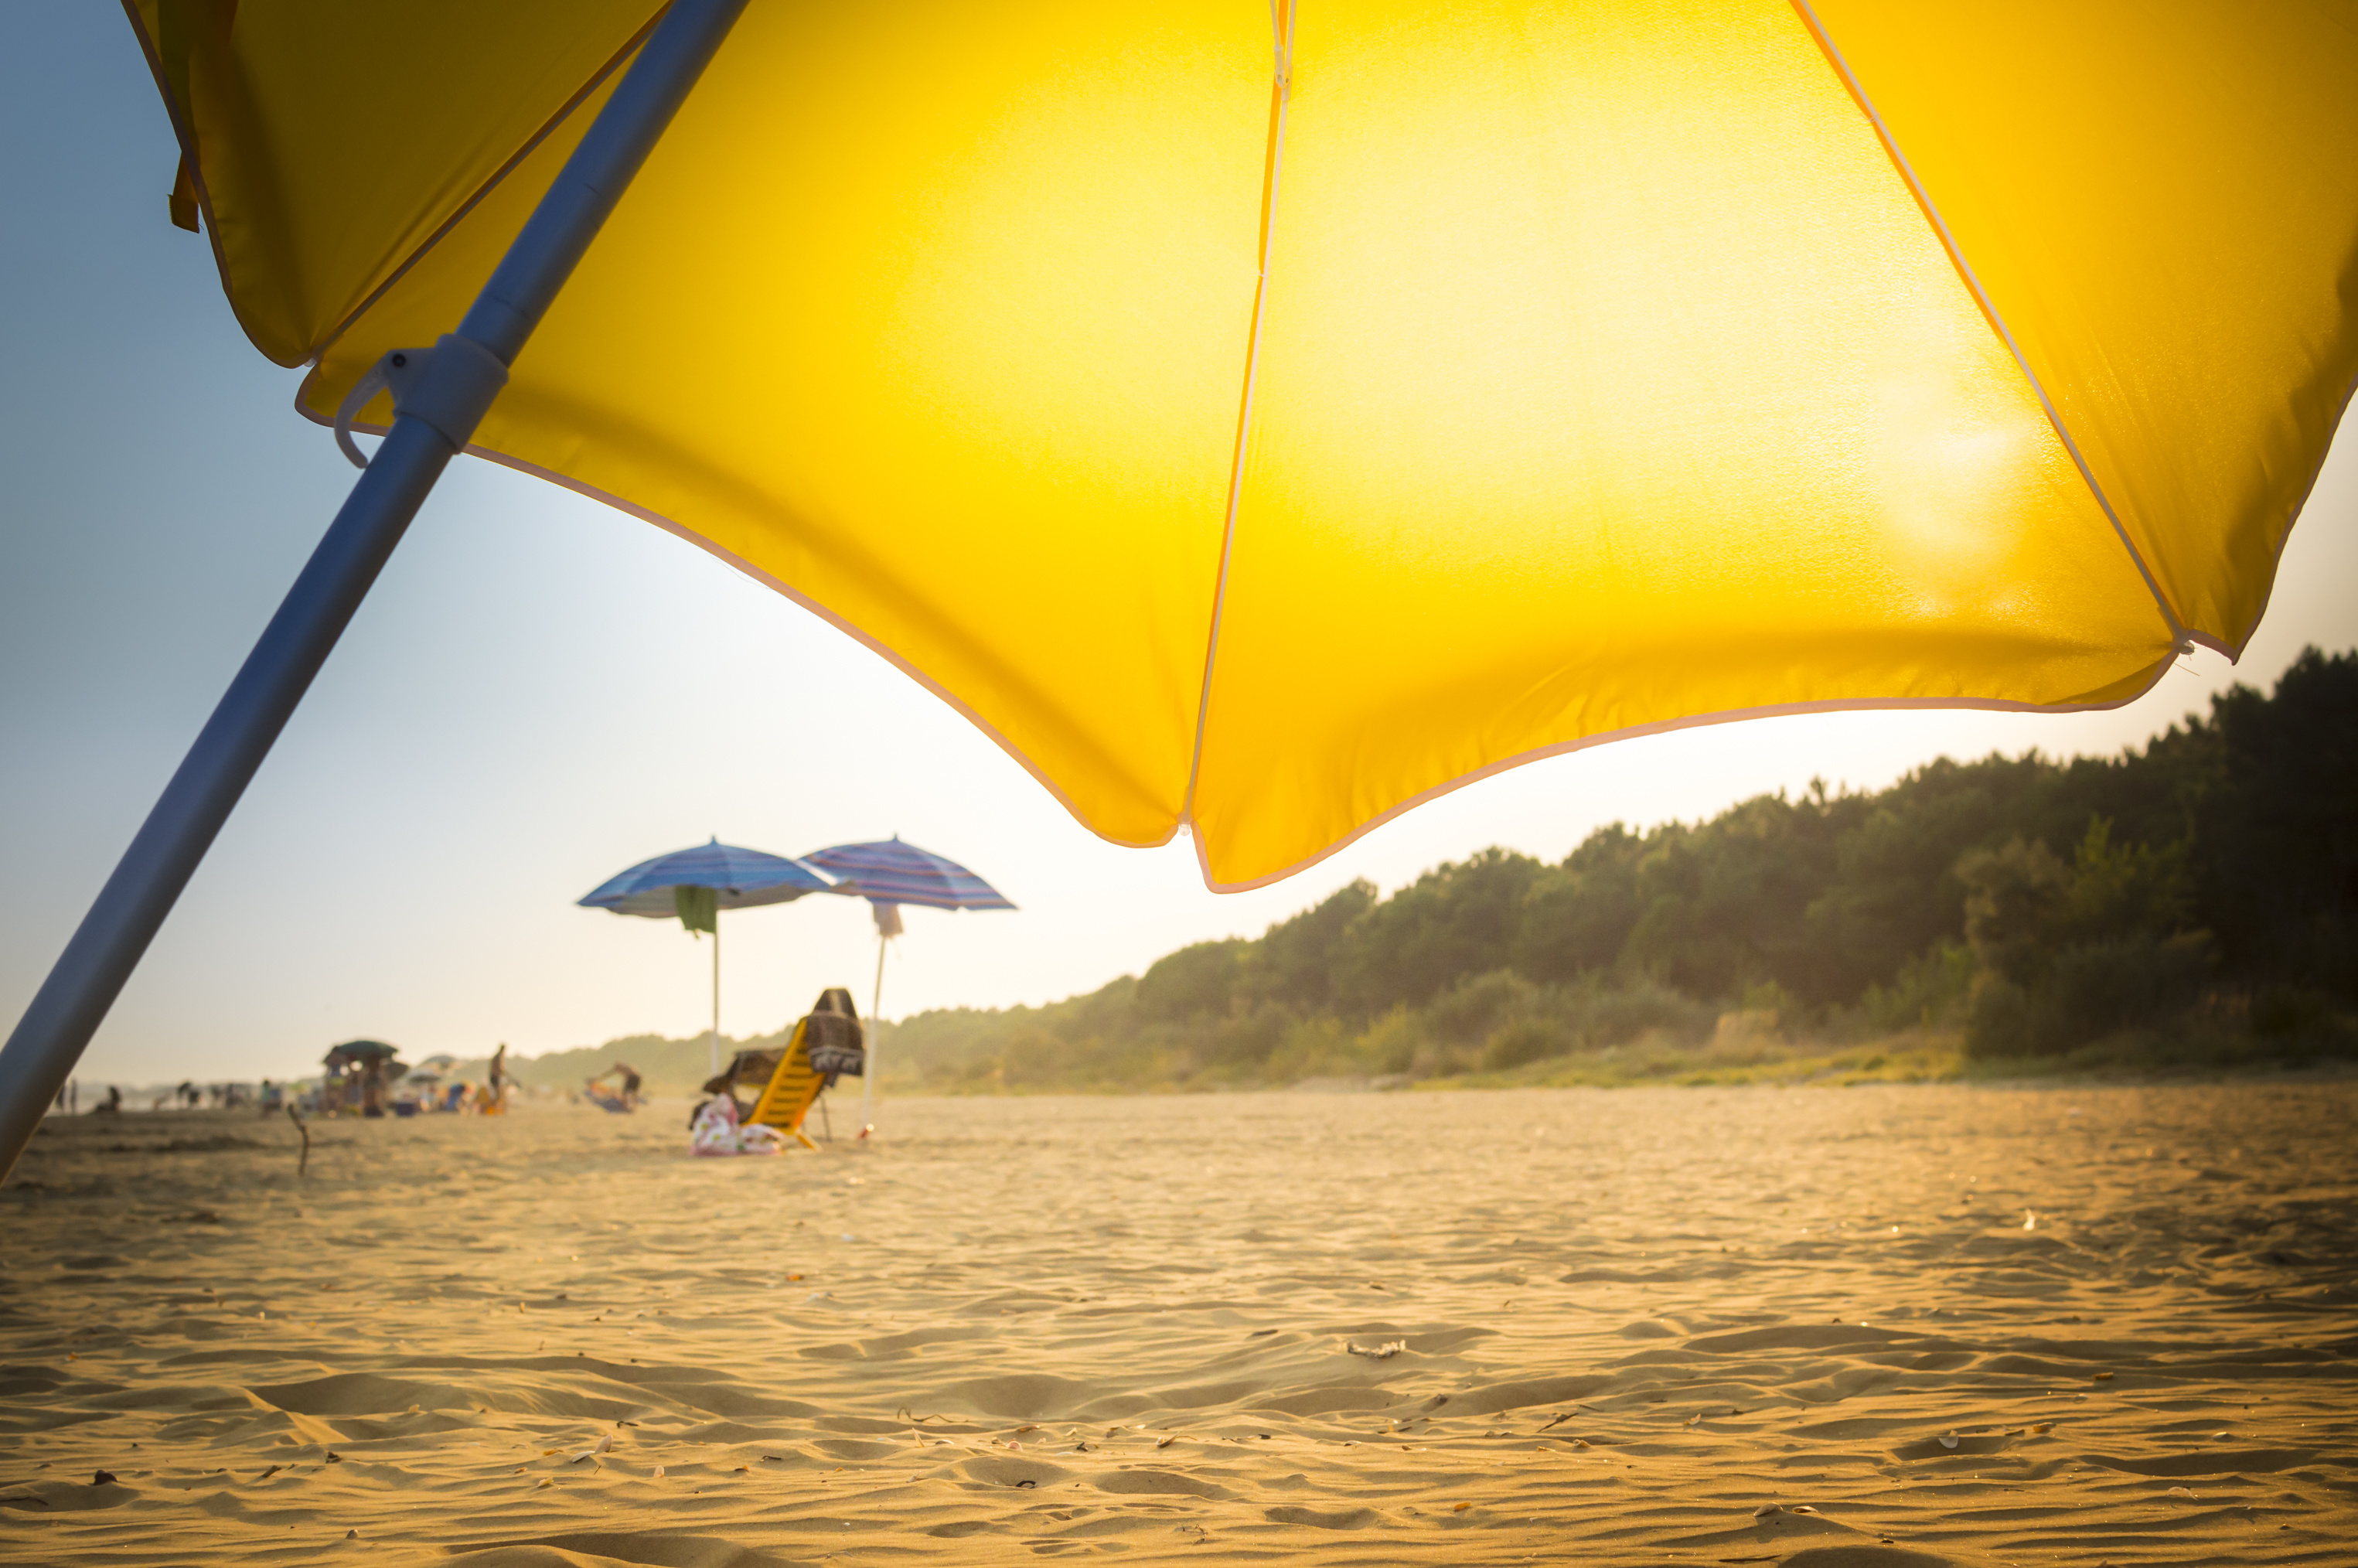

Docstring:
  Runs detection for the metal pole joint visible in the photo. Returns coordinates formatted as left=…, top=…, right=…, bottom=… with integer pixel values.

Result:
left=335, top=334, right=511, bottom=468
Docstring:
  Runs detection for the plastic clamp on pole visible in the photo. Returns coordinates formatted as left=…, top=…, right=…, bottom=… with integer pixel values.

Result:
left=332, top=334, right=511, bottom=469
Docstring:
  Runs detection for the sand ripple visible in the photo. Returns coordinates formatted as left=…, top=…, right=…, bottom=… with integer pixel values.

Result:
left=3, top=1082, right=2354, bottom=1563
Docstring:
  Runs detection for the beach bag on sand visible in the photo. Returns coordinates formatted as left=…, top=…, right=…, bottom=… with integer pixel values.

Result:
left=690, top=1095, right=743, bottom=1156
left=690, top=1092, right=786, bottom=1156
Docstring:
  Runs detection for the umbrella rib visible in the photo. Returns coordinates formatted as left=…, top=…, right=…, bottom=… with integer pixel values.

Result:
left=1790, top=1, right=2192, bottom=655
left=305, top=12, right=669, bottom=370
left=1181, top=0, right=1299, bottom=829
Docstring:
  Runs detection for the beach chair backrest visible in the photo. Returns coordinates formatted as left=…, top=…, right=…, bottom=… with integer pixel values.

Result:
left=745, top=1015, right=826, bottom=1137
left=804, top=1009, right=864, bottom=1077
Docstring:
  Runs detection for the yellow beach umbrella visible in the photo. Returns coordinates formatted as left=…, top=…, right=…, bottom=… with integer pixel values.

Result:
left=1, top=1, right=2351, bottom=1167
left=147, top=0, right=2358, bottom=891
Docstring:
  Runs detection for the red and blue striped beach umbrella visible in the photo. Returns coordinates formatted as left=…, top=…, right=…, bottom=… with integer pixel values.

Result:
left=799, top=837, right=1014, bottom=1137
left=800, top=837, right=1016, bottom=916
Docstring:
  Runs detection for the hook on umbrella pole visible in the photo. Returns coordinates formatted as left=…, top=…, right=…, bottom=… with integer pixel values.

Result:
left=0, top=0, right=751, bottom=1183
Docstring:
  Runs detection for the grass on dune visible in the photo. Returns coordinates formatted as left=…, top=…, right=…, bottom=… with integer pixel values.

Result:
left=1422, top=1031, right=1966, bottom=1091
left=1419, top=1021, right=2356, bottom=1093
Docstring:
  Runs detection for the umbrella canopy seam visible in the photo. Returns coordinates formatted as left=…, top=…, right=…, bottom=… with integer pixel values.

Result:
left=121, top=2, right=668, bottom=371
left=1791, top=0, right=2192, bottom=656
left=1181, top=0, right=1298, bottom=830
left=301, top=15, right=666, bottom=373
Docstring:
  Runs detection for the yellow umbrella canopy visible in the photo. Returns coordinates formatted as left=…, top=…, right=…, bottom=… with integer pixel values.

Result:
left=134, top=0, right=2358, bottom=889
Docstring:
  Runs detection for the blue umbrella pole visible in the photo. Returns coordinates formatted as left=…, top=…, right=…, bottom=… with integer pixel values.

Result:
left=0, top=0, right=749, bottom=1182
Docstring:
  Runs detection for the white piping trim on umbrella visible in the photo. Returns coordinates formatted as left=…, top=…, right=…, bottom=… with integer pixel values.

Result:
left=1789, top=0, right=2194, bottom=656
left=302, top=400, right=1184, bottom=858
left=1187, top=651, right=2183, bottom=893
left=1180, top=0, right=1298, bottom=830
left=305, top=394, right=2177, bottom=895
left=295, top=0, right=2196, bottom=896
left=309, top=14, right=664, bottom=370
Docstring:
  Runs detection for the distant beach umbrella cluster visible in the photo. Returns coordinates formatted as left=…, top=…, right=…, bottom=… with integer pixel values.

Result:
left=578, top=835, right=1013, bottom=1127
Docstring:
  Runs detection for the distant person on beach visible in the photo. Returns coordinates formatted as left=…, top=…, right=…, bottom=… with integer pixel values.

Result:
left=90, top=1086, right=121, bottom=1116
left=586, top=1062, right=642, bottom=1113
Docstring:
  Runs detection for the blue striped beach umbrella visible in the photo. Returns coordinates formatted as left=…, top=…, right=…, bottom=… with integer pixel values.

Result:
left=799, top=837, right=1014, bottom=1135
left=579, top=839, right=835, bottom=1076
left=801, top=837, right=1017, bottom=915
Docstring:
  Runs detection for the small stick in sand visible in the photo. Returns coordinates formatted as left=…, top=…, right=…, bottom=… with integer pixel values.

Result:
left=284, top=1103, right=310, bottom=1176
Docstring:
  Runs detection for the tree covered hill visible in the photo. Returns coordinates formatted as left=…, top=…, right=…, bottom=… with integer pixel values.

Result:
left=486, top=650, right=2353, bottom=1096
left=883, top=648, right=2356, bottom=1089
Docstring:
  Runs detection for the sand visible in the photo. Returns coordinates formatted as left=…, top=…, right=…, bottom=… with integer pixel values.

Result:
left=2, top=1082, right=2353, bottom=1566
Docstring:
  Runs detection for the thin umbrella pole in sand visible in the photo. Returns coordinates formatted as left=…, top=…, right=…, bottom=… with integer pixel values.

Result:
left=799, top=841, right=1013, bottom=1142
left=0, top=0, right=751, bottom=1183
left=863, top=922, right=891, bottom=1137
left=578, top=842, right=830, bottom=1082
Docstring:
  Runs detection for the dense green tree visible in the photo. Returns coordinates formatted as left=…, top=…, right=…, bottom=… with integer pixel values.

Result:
left=1134, top=939, right=1242, bottom=1023
left=2192, top=648, right=2358, bottom=994
left=1958, top=816, right=2210, bottom=1058
left=1512, top=823, right=1644, bottom=982
left=1239, top=880, right=1376, bottom=1012
left=1334, top=848, right=1542, bottom=1015
left=1797, top=762, right=2019, bottom=1003
left=870, top=649, right=2354, bottom=1088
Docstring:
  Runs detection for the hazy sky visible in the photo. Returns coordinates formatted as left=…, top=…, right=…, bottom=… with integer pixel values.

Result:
left=4, top=6, right=2353, bottom=1087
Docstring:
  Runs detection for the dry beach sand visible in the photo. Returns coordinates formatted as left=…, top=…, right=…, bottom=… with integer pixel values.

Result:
left=2, top=1083, right=2353, bottom=1566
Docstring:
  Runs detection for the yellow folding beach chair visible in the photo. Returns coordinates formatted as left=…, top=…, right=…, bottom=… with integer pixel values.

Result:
left=745, top=989, right=866, bottom=1150
left=745, top=1026, right=825, bottom=1151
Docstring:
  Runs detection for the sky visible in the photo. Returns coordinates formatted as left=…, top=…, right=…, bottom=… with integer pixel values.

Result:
left=2, top=5, right=2353, bottom=1088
